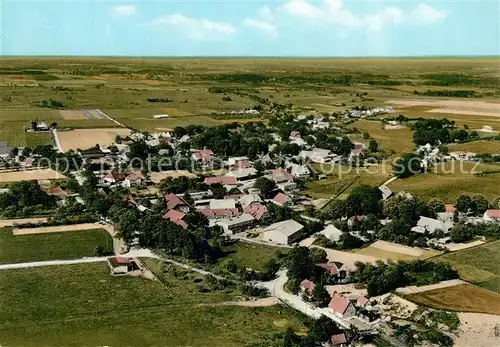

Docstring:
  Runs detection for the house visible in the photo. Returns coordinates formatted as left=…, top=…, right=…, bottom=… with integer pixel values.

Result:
left=299, top=279, right=315, bottom=298
left=239, top=193, right=262, bottom=209
left=201, top=208, right=239, bottom=219
left=164, top=193, right=190, bottom=213
left=378, top=185, right=393, bottom=200
left=318, top=224, right=343, bottom=242
left=191, top=149, right=214, bottom=165
left=212, top=213, right=255, bottom=235
left=326, top=333, right=349, bottom=347
left=227, top=156, right=249, bottom=167
left=227, top=168, right=258, bottom=181
left=107, top=257, right=135, bottom=275
left=411, top=216, right=453, bottom=234
left=328, top=293, right=356, bottom=319
left=103, top=171, right=127, bottom=184
left=356, top=295, right=370, bottom=308
left=209, top=199, right=236, bottom=210
left=262, top=219, right=304, bottom=245
left=204, top=176, right=237, bottom=186
left=272, top=192, right=292, bottom=207
left=287, top=163, right=311, bottom=179
left=123, top=171, right=145, bottom=187
left=316, top=263, right=339, bottom=277
left=271, top=167, right=294, bottom=183
left=243, top=203, right=268, bottom=221
left=232, top=160, right=253, bottom=170
left=444, top=203, right=456, bottom=213
left=350, top=142, right=365, bottom=158
left=162, top=209, right=187, bottom=229
left=484, top=209, right=500, bottom=222
left=299, top=148, right=337, bottom=164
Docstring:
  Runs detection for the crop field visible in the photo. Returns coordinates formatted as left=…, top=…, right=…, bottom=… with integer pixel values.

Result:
left=56, top=128, right=132, bottom=152
left=388, top=161, right=500, bottom=201
left=0, top=260, right=307, bottom=346
left=405, top=283, right=500, bottom=315
left=0, top=168, right=66, bottom=183
left=433, top=240, right=500, bottom=293
left=0, top=228, right=112, bottom=264
left=305, top=163, right=392, bottom=198
left=448, top=140, right=500, bottom=155
left=354, top=240, right=440, bottom=261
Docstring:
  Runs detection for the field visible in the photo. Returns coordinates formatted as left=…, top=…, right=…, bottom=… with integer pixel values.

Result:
left=448, top=140, right=500, bottom=155
left=388, top=161, right=500, bottom=201
left=0, top=260, right=307, bottom=346
left=405, top=283, right=500, bottom=315
left=433, top=240, right=500, bottom=293
left=216, top=242, right=287, bottom=271
left=354, top=240, right=440, bottom=261
left=348, top=119, right=415, bottom=155
left=387, top=99, right=500, bottom=118
left=150, top=170, right=197, bottom=183
left=0, top=228, right=113, bottom=264
left=305, top=163, right=392, bottom=198
left=56, top=128, right=131, bottom=152
left=0, top=168, right=66, bottom=183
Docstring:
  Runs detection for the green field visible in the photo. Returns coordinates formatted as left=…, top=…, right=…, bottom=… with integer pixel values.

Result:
left=0, top=228, right=113, bottom=264
left=433, top=240, right=500, bottom=293
left=215, top=242, right=287, bottom=271
left=448, top=140, right=500, bottom=155
left=388, top=161, right=500, bottom=201
left=0, top=260, right=307, bottom=346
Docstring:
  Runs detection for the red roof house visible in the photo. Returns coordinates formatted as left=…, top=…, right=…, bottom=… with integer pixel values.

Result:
left=356, top=295, right=369, bottom=308
left=328, top=333, right=348, bottom=347
left=125, top=171, right=145, bottom=182
left=164, top=193, right=189, bottom=211
left=104, top=171, right=127, bottom=183
left=163, top=209, right=187, bottom=229
left=328, top=293, right=356, bottom=318
left=243, top=203, right=268, bottom=221
left=444, top=203, right=456, bottom=213
left=204, top=176, right=237, bottom=186
left=484, top=209, right=500, bottom=221
left=271, top=168, right=293, bottom=182
left=273, top=192, right=291, bottom=206
left=300, top=279, right=315, bottom=297
left=192, top=149, right=214, bottom=161
left=316, top=263, right=339, bottom=276
left=290, top=131, right=301, bottom=138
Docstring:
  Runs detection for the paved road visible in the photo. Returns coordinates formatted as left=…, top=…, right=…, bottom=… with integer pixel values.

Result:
left=0, top=257, right=108, bottom=271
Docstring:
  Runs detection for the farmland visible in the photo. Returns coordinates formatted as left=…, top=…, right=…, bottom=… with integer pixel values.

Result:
left=214, top=242, right=287, bottom=271
left=56, top=128, right=132, bottom=152
left=0, top=228, right=113, bottom=264
left=0, top=169, right=66, bottom=183
left=0, top=260, right=307, bottom=347
left=433, top=240, right=500, bottom=293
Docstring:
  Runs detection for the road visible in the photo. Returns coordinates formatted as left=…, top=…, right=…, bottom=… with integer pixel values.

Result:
left=0, top=257, right=108, bottom=271
left=52, top=129, right=64, bottom=153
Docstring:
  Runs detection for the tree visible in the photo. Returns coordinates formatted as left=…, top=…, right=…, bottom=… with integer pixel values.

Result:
left=394, top=153, right=422, bottom=178
left=428, top=199, right=445, bottom=214
left=320, top=199, right=346, bottom=220
left=456, top=195, right=472, bottom=213
left=254, top=176, right=277, bottom=199
left=368, top=139, right=379, bottom=152
left=309, top=248, right=328, bottom=264
left=345, top=187, right=382, bottom=217
left=307, top=316, right=340, bottom=343
left=312, top=283, right=331, bottom=307
left=472, top=195, right=489, bottom=215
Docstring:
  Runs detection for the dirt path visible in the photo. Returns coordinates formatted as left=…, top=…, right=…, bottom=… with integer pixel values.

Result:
left=0, top=257, right=108, bottom=271
left=0, top=218, right=48, bottom=228
left=12, top=222, right=111, bottom=235
left=395, top=279, right=466, bottom=295
left=202, top=297, right=279, bottom=308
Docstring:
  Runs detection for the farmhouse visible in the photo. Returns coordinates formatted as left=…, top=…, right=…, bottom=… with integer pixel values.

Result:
left=328, top=293, right=356, bottom=319
left=107, top=257, right=136, bottom=275
left=262, top=219, right=304, bottom=245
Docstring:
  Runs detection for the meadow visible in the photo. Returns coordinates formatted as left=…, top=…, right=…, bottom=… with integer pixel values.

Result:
left=0, top=228, right=113, bottom=264
left=214, top=242, right=287, bottom=271
left=0, top=260, right=307, bottom=347
left=433, top=240, right=500, bottom=293
left=388, top=161, right=500, bottom=201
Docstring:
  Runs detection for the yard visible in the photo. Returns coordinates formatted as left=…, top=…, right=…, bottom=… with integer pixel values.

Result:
left=433, top=240, right=500, bottom=293
left=0, top=260, right=307, bottom=346
left=0, top=228, right=113, bottom=264
left=405, top=283, right=500, bottom=316
left=388, top=161, right=500, bottom=201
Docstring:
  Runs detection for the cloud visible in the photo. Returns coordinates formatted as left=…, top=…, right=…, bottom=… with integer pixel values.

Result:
left=243, top=18, right=277, bottom=35
left=146, top=14, right=236, bottom=40
left=282, top=0, right=447, bottom=31
left=258, top=6, right=274, bottom=21
left=113, top=5, right=136, bottom=16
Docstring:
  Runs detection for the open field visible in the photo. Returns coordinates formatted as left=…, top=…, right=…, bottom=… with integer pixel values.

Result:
left=433, top=240, right=500, bottom=293
left=388, top=161, right=500, bottom=201
left=449, top=140, right=500, bottom=154
left=56, top=128, right=131, bottom=152
left=305, top=163, right=392, bottom=198
left=348, top=119, right=415, bottom=155
left=150, top=170, right=197, bottom=183
left=59, top=108, right=108, bottom=120
left=354, top=240, right=441, bottom=261
left=0, top=228, right=112, bottom=264
left=0, top=260, right=307, bottom=346
left=405, top=283, right=500, bottom=315
left=454, top=312, right=500, bottom=347
left=216, top=242, right=287, bottom=271
left=0, top=168, right=66, bottom=183
left=387, top=99, right=500, bottom=118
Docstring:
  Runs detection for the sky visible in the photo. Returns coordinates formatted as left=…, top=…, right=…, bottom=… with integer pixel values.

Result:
left=1, top=0, right=499, bottom=56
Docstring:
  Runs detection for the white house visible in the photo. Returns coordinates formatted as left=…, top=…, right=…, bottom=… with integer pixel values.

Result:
left=299, top=148, right=338, bottom=164
left=212, top=214, right=255, bottom=235
left=262, top=219, right=304, bottom=245
left=319, top=224, right=343, bottom=242
left=287, top=163, right=311, bottom=179
left=411, top=216, right=453, bottom=234
left=209, top=199, right=236, bottom=210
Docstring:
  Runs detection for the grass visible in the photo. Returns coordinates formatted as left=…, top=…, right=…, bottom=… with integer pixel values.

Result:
left=353, top=245, right=440, bottom=261
left=215, top=242, right=287, bottom=271
left=305, top=163, right=392, bottom=198
left=0, top=228, right=113, bottom=264
left=348, top=119, right=415, bottom=155
left=0, top=260, right=307, bottom=346
left=448, top=140, right=500, bottom=155
left=433, top=240, right=500, bottom=287
left=388, top=161, right=500, bottom=201
left=405, top=283, right=500, bottom=315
